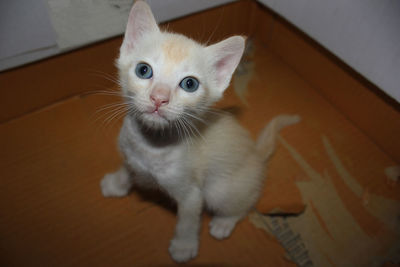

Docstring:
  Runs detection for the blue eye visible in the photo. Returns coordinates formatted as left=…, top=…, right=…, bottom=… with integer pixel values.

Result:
left=135, top=63, right=153, bottom=79
left=179, top=77, right=199, bottom=92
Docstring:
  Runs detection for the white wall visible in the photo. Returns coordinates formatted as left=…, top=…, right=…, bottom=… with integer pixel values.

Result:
left=257, top=0, right=400, bottom=103
left=0, top=0, right=58, bottom=72
left=0, top=0, right=235, bottom=72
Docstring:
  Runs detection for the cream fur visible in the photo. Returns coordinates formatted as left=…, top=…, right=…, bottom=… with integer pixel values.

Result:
left=100, top=0, right=300, bottom=263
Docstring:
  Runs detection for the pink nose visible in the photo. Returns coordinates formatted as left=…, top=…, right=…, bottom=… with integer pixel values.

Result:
left=150, top=88, right=170, bottom=107
left=150, top=95, right=169, bottom=107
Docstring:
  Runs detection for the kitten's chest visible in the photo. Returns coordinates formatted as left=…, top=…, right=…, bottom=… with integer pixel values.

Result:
left=130, top=145, right=178, bottom=177
left=119, top=121, right=185, bottom=179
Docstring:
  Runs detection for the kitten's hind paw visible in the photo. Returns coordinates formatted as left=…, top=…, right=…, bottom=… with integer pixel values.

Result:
left=209, top=216, right=240, bottom=240
left=169, top=238, right=198, bottom=263
left=100, top=168, right=132, bottom=197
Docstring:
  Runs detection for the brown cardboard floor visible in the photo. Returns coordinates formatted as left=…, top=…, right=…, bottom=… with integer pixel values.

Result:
left=1, top=41, right=399, bottom=266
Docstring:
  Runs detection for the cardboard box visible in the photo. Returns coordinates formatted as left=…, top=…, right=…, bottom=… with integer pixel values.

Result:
left=1, top=1, right=399, bottom=266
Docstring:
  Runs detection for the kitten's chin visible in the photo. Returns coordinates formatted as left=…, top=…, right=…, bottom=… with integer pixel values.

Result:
left=138, top=112, right=170, bottom=129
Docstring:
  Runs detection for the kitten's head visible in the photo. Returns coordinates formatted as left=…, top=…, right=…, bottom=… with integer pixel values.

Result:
left=117, top=0, right=245, bottom=129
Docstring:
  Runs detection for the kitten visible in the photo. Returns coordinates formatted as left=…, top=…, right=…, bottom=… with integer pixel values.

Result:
left=100, top=0, right=300, bottom=263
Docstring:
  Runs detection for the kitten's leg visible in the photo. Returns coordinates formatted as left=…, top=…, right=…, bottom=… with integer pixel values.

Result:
left=168, top=187, right=203, bottom=263
left=206, top=165, right=262, bottom=240
left=209, top=214, right=242, bottom=240
left=100, top=165, right=133, bottom=197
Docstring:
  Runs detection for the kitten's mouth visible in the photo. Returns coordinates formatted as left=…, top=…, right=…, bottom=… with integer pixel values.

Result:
left=142, top=107, right=170, bottom=124
left=148, top=107, right=165, bottom=117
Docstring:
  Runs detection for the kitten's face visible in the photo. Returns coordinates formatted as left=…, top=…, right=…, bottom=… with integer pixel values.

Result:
left=118, top=32, right=211, bottom=128
left=117, top=1, right=244, bottom=129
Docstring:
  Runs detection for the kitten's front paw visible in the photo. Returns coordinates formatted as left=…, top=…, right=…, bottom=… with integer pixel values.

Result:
left=209, top=216, right=239, bottom=240
left=168, top=238, right=198, bottom=263
left=100, top=171, right=131, bottom=197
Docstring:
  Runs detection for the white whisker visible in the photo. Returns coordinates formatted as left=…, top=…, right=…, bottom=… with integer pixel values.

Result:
left=87, top=69, right=121, bottom=86
left=104, top=107, right=128, bottom=128
left=182, top=111, right=207, bottom=124
left=95, top=102, right=130, bottom=114
left=182, top=116, right=206, bottom=143
left=180, top=118, right=196, bottom=141
left=177, top=118, right=192, bottom=147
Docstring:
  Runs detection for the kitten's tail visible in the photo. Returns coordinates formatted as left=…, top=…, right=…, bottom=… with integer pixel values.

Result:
left=256, top=114, right=301, bottom=162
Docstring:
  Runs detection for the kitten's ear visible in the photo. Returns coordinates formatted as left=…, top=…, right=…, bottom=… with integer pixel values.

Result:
left=121, top=0, right=159, bottom=53
left=206, top=36, right=245, bottom=94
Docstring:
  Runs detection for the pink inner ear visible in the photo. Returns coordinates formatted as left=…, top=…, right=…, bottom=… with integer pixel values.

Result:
left=216, top=56, right=229, bottom=69
left=122, top=1, right=158, bottom=52
left=208, top=36, right=245, bottom=90
left=124, top=36, right=135, bottom=51
left=215, top=57, right=230, bottom=84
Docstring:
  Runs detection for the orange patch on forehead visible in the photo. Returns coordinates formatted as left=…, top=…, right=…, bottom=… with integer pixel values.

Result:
left=162, top=39, right=189, bottom=63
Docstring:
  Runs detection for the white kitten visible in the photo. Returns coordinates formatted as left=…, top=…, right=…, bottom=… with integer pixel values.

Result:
left=100, top=0, right=300, bottom=263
